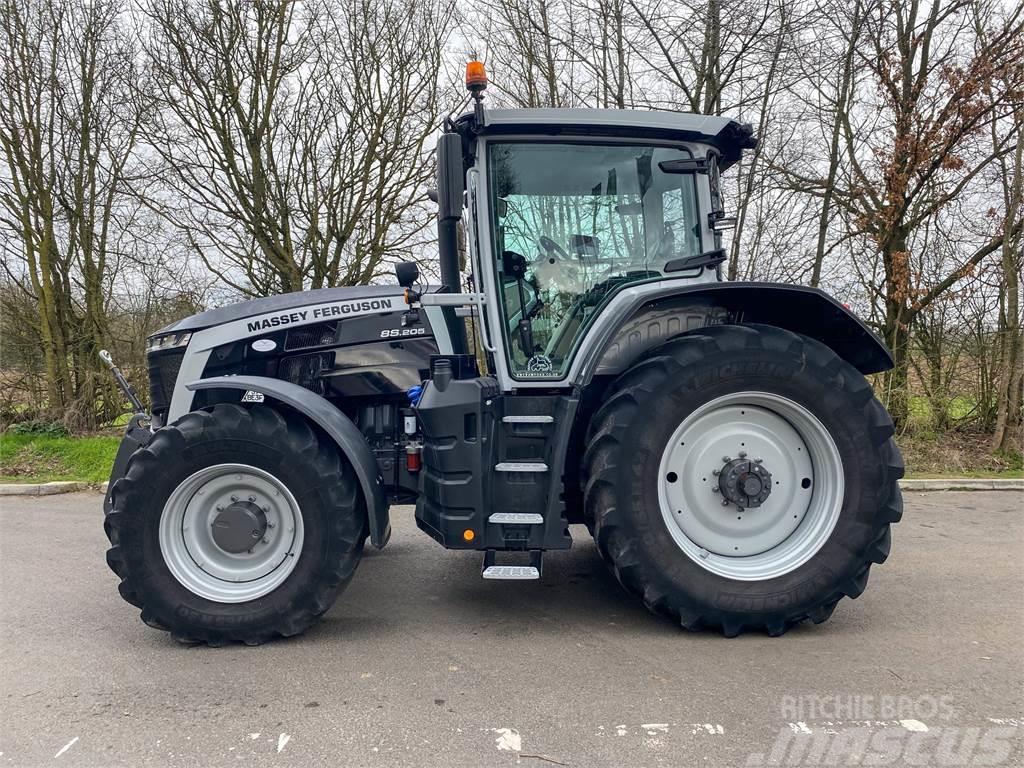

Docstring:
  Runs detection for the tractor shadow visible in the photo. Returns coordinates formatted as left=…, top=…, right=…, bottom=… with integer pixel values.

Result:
left=334, top=523, right=833, bottom=642
left=341, top=526, right=687, bottom=639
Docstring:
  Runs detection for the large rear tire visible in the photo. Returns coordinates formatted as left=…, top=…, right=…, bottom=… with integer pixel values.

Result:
left=583, top=324, right=903, bottom=637
left=104, top=404, right=366, bottom=645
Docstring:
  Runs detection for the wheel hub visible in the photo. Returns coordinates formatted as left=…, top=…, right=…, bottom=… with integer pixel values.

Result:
left=718, top=457, right=773, bottom=509
left=211, top=501, right=268, bottom=553
left=657, top=392, right=844, bottom=580
left=159, top=464, right=303, bottom=603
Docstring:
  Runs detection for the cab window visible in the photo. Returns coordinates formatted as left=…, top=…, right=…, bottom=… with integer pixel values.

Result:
left=489, top=141, right=701, bottom=378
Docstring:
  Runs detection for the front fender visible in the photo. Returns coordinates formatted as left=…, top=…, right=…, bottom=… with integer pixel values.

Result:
left=583, top=282, right=893, bottom=382
left=186, top=376, right=390, bottom=548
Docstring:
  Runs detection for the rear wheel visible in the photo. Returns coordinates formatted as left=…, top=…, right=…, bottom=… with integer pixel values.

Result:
left=105, top=404, right=366, bottom=645
left=583, top=324, right=903, bottom=637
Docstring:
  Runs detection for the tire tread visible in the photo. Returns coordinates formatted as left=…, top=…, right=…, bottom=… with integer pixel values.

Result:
left=583, top=324, right=902, bottom=637
left=104, top=403, right=366, bottom=646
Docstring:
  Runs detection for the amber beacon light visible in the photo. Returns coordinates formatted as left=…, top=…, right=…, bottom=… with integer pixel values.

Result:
left=465, top=60, right=488, bottom=93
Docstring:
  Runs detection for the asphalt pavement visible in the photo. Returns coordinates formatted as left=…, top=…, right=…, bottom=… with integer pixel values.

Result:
left=1, top=491, right=1021, bottom=767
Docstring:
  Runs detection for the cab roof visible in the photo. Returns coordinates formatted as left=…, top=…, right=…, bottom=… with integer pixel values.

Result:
left=456, top=108, right=757, bottom=168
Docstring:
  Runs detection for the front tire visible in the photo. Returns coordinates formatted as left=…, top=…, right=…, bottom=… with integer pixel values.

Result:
left=104, top=404, right=366, bottom=645
left=583, top=324, right=903, bottom=637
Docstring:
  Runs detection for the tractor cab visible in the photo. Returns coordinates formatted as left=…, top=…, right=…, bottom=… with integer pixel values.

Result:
left=475, top=130, right=721, bottom=379
left=402, top=65, right=762, bottom=575
left=417, top=88, right=756, bottom=391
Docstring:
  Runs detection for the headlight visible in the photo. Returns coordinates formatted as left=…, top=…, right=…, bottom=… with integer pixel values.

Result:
left=146, top=332, right=192, bottom=352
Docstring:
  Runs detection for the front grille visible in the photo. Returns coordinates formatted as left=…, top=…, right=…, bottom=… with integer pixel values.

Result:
left=285, top=322, right=338, bottom=351
left=148, top=350, right=185, bottom=415
left=279, top=352, right=334, bottom=395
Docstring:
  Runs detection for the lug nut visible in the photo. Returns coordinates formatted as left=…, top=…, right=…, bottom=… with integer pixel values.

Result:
left=230, top=495, right=238, bottom=502
left=754, top=457, right=763, bottom=464
left=712, top=487, right=720, bottom=494
left=723, top=456, right=732, bottom=463
left=721, top=499, right=730, bottom=506
left=712, top=469, right=721, bottom=476
left=738, top=451, right=747, bottom=458
left=247, top=495, right=256, bottom=502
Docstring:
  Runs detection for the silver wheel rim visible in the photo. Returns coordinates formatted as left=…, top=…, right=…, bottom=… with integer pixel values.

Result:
left=159, top=464, right=304, bottom=603
left=658, top=392, right=844, bottom=581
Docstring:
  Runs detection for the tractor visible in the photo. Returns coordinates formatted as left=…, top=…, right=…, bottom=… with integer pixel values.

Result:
left=102, top=63, right=903, bottom=644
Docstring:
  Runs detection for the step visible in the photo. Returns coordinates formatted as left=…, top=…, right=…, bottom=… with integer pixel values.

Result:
left=482, top=565, right=540, bottom=580
left=482, top=549, right=543, bottom=580
left=502, top=415, right=554, bottom=424
left=494, top=461, right=548, bottom=473
left=488, top=512, right=544, bottom=524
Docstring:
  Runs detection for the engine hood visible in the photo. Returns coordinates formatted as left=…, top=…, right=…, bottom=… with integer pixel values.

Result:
left=155, top=285, right=405, bottom=336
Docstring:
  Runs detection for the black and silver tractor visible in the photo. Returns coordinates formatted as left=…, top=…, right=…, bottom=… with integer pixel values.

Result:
left=102, top=66, right=902, bottom=644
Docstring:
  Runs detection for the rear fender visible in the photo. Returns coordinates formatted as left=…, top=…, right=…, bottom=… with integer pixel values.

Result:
left=187, top=376, right=390, bottom=548
left=583, top=282, right=893, bottom=382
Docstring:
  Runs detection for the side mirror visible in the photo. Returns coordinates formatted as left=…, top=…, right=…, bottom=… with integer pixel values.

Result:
left=436, top=133, right=464, bottom=221
left=709, top=215, right=737, bottom=232
left=395, top=261, right=420, bottom=288
left=659, top=157, right=709, bottom=174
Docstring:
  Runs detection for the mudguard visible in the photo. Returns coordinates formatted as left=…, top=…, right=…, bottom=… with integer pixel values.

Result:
left=584, top=282, right=893, bottom=382
left=186, top=376, right=390, bottom=548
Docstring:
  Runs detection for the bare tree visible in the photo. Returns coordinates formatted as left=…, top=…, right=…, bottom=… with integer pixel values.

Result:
left=1, top=0, right=145, bottom=428
left=989, top=77, right=1023, bottom=453
left=137, top=0, right=452, bottom=296
left=792, top=0, right=866, bottom=288
left=471, top=0, right=577, bottom=107
left=778, top=0, right=1023, bottom=423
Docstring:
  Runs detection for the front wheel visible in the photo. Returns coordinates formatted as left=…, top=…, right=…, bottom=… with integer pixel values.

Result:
left=583, top=324, right=903, bottom=637
left=104, top=404, right=366, bottom=645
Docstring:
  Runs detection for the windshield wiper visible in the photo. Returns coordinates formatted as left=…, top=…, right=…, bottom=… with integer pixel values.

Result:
left=663, top=249, right=727, bottom=273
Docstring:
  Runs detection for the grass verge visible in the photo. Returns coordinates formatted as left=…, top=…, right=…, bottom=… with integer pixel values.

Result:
left=0, top=428, right=1020, bottom=484
left=896, top=430, right=1021, bottom=479
left=0, top=432, right=121, bottom=483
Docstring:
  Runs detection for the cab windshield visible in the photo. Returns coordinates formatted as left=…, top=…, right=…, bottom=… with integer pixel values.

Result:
left=488, top=141, right=702, bottom=378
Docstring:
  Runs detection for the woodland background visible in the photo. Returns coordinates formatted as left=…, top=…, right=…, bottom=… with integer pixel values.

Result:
left=1, top=0, right=1021, bottom=475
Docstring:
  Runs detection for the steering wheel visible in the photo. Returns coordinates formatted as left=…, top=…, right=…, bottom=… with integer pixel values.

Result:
left=537, top=235, right=571, bottom=264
